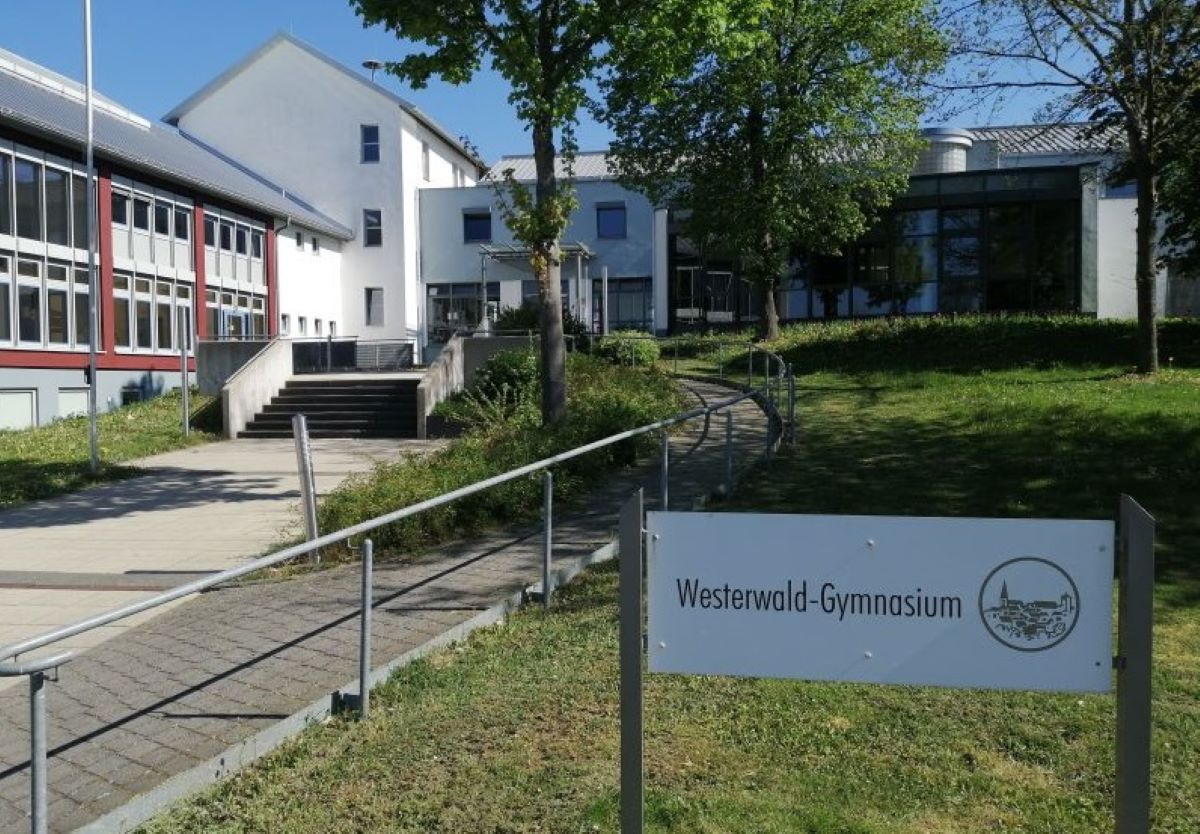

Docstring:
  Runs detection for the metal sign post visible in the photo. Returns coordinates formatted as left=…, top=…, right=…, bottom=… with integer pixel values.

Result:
left=619, top=490, right=644, bottom=834
left=292, top=414, right=320, bottom=564
left=1115, top=495, right=1154, bottom=834
left=179, top=307, right=190, bottom=438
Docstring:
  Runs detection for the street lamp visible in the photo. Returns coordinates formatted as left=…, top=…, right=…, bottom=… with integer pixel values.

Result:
left=362, top=59, right=383, bottom=82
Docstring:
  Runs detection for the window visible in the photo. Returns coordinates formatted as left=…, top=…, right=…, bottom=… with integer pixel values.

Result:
left=251, top=230, right=263, bottom=259
left=329, top=321, right=336, bottom=337
left=295, top=230, right=303, bottom=249
left=46, top=263, right=69, bottom=345
left=154, top=202, right=170, bottom=236
left=361, top=125, right=380, bottom=163
left=219, top=221, right=232, bottom=251
left=235, top=225, right=248, bottom=255
left=463, top=211, right=491, bottom=243
left=135, top=277, right=153, bottom=349
left=72, top=174, right=88, bottom=248
left=204, top=216, right=215, bottom=246
left=174, top=207, right=190, bottom=241
left=0, top=155, right=10, bottom=235
left=311, top=236, right=319, bottom=255
left=314, top=319, right=322, bottom=336
left=596, top=202, right=626, bottom=239
left=593, top=277, right=652, bottom=332
left=365, top=287, right=384, bottom=326
left=17, top=259, right=41, bottom=343
left=132, top=197, right=150, bottom=231
left=280, top=313, right=290, bottom=335
left=113, top=274, right=131, bottom=348
left=15, top=159, right=42, bottom=240
left=427, top=282, right=500, bottom=336
left=363, top=209, right=382, bottom=247
left=74, top=268, right=92, bottom=345
left=44, top=168, right=70, bottom=246
left=112, top=191, right=129, bottom=226
left=421, top=142, right=430, bottom=181
left=0, top=255, right=10, bottom=342
left=298, top=316, right=307, bottom=336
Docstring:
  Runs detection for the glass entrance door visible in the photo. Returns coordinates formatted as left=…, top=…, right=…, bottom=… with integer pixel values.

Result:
left=221, top=309, right=250, bottom=339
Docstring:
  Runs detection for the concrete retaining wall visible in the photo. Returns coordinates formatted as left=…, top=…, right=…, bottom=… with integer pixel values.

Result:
left=221, top=339, right=293, bottom=439
left=416, top=335, right=534, bottom=438
left=197, top=340, right=272, bottom=396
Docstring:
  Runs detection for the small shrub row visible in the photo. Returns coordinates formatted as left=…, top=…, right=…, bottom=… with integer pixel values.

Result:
left=594, top=330, right=661, bottom=366
left=319, top=351, right=686, bottom=554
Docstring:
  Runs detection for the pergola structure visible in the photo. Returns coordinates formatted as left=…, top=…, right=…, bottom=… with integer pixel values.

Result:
left=477, top=242, right=599, bottom=325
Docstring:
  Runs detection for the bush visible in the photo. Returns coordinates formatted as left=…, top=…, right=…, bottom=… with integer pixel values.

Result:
left=595, top=330, right=660, bottom=366
left=319, top=355, right=686, bottom=554
left=433, top=349, right=540, bottom=430
left=493, top=300, right=589, bottom=339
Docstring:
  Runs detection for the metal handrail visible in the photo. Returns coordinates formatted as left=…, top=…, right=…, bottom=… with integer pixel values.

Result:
left=0, top=387, right=764, bottom=665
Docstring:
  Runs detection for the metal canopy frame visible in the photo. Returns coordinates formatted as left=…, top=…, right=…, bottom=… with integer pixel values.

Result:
left=477, top=241, right=596, bottom=264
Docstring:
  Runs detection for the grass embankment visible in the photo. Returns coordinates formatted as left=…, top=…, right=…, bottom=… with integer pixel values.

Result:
left=0, top=390, right=215, bottom=508
left=144, top=317, right=1200, bottom=833
left=316, top=352, right=686, bottom=557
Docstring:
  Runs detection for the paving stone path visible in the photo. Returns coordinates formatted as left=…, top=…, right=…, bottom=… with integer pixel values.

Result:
left=0, top=381, right=772, bottom=833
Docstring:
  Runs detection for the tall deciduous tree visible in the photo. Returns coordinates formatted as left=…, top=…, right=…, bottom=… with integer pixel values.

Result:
left=350, top=0, right=703, bottom=423
left=603, top=0, right=944, bottom=340
left=1161, top=89, right=1200, bottom=277
left=947, top=0, right=1200, bottom=373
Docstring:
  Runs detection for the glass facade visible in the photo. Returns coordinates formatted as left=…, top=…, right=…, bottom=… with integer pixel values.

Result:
left=427, top=282, right=500, bottom=340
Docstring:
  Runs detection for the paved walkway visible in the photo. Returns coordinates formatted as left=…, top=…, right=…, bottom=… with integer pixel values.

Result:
left=0, top=438, right=439, bottom=690
left=0, top=382, right=771, bottom=833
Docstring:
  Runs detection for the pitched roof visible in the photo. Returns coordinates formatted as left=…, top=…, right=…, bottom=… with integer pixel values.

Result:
left=488, top=151, right=613, bottom=182
left=163, top=33, right=482, bottom=174
left=968, top=122, right=1123, bottom=155
left=0, top=47, right=353, bottom=239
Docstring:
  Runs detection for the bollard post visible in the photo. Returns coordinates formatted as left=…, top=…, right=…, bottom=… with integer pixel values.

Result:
left=292, top=415, right=320, bottom=564
left=718, top=342, right=725, bottom=379
left=619, top=490, right=644, bottom=834
left=725, top=410, right=734, bottom=497
left=358, top=538, right=373, bottom=720
left=660, top=432, right=669, bottom=510
left=326, top=332, right=333, bottom=372
left=178, top=307, right=190, bottom=438
left=787, top=363, right=796, bottom=445
left=747, top=349, right=754, bottom=387
left=673, top=339, right=679, bottom=374
left=30, top=671, right=47, bottom=834
left=543, top=470, right=553, bottom=609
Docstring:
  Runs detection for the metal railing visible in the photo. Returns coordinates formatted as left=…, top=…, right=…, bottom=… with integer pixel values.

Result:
left=0, top=361, right=793, bottom=834
left=291, top=337, right=417, bottom=374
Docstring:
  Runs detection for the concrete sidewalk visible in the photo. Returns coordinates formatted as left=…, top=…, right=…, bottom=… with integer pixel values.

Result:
left=0, top=438, right=440, bottom=685
left=0, top=380, right=772, bottom=833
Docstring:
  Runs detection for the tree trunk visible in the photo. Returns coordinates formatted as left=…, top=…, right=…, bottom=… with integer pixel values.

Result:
left=1134, top=163, right=1159, bottom=374
left=532, top=115, right=568, bottom=424
left=761, top=278, right=781, bottom=340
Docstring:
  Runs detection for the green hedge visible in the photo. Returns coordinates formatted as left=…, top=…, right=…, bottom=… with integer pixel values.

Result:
left=595, top=330, right=661, bottom=366
left=319, top=352, right=686, bottom=554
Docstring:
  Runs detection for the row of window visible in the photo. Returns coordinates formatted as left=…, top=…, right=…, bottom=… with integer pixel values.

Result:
left=0, top=387, right=94, bottom=431
left=0, top=150, right=90, bottom=249
left=112, top=272, right=193, bottom=353
left=111, top=188, right=191, bottom=241
left=295, top=231, right=321, bottom=254
left=203, top=214, right=263, bottom=259
left=280, top=314, right=335, bottom=338
left=0, top=252, right=94, bottom=348
left=204, top=289, right=267, bottom=340
left=361, top=125, right=471, bottom=186
left=460, top=202, right=627, bottom=244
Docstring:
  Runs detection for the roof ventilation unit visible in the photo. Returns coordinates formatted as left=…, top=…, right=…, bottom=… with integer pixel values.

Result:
left=914, top=127, right=974, bottom=175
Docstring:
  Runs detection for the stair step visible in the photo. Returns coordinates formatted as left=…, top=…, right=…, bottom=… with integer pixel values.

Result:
left=239, top=428, right=417, bottom=439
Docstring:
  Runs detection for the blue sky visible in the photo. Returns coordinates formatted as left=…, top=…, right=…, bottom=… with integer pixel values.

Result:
left=1, top=2, right=1052, bottom=164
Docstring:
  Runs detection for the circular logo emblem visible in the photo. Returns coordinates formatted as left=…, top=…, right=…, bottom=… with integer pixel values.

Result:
left=978, top=557, right=1080, bottom=652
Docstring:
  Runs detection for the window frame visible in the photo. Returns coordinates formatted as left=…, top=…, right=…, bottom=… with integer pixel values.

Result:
left=363, top=209, right=383, bottom=247
left=132, top=196, right=151, bottom=232
left=365, top=287, right=385, bottom=327
left=361, top=124, right=380, bottom=164
left=596, top=202, right=627, bottom=240
left=462, top=210, right=492, bottom=243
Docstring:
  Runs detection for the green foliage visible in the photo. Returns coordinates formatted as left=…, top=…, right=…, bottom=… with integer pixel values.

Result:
left=319, top=356, right=685, bottom=553
left=605, top=0, right=946, bottom=336
left=595, top=330, right=662, bottom=366
left=0, top=390, right=216, bottom=508
left=493, top=301, right=589, bottom=339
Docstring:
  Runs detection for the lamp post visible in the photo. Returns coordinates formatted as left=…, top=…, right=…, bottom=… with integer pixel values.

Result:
left=84, top=0, right=99, bottom=474
left=362, top=59, right=383, bottom=82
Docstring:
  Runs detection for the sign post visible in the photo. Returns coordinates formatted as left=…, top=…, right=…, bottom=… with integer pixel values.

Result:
left=619, top=490, right=644, bottom=834
left=1115, top=495, right=1154, bottom=834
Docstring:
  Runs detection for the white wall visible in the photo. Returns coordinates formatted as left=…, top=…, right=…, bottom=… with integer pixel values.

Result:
left=1095, top=196, right=1168, bottom=319
left=275, top=224, right=343, bottom=337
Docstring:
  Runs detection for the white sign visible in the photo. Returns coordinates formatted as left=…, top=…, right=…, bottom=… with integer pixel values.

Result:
left=646, top=512, right=1115, bottom=693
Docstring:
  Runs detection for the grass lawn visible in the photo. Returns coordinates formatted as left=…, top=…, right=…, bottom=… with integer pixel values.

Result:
left=0, top=390, right=215, bottom=508
left=142, top=318, right=1199, bottom=833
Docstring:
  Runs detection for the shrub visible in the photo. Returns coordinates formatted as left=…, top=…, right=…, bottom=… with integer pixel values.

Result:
left=433, top=349, right=540, bottom=430
left=319, top=355, right=686, bottom=554
left=493, top=300, right=589, bottom=339
left=595, top=330, right=660, bottom=366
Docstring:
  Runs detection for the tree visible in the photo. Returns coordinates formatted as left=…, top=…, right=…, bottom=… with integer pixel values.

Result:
left=350, top=0, right=703, bottom=423
left=603, top=0, right=945, bottom=340
left=946, top=0, right=1200, bottom=372
left=1160, top=89, right=1200, bottom=277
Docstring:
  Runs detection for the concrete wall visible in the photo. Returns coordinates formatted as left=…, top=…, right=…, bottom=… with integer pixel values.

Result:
left=197, top=338, right=271, bottom=395
left=221, top=338, right=292, bottom=438
left=415, top=335, right=533, bottom=438
left=0, top=367, right=191, bottom=428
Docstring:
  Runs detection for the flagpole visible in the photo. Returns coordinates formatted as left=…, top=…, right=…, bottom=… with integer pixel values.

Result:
left=84, top=0, right=100, bottom=473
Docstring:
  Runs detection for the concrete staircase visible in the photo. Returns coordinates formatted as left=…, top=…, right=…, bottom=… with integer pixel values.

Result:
left=238, top=377, right=419, bottom=438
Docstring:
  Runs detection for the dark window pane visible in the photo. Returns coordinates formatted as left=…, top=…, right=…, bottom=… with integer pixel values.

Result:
left=987, top=279, right=1031, bottom=311
left=939, top=175, right=985, bottom=195
left=157, top=300, right=173, bottom=349
left=133, top=198, right=150, bottom=231
left=361, top=125, right=380, bottom=163
left=44, top=168, right=69, bottom=245
left=136, top=299, right=152, bottom=348
left=114, top=296, right=131, bottom=347
left=463, top=212, right=491, bottom=242
left=235, top=226, right=248, bottom=255
left=111, top=192, right=128, bottom=225
left=74, top=289, right=91, bottom=345
left=204, top=216, right=215, bottom=246
left=365, top=287, right=384, bottom=326
left=73, top=174, right=88, bottom=248
left=154, top=202, right=170, bottom=236
left=939, top=278, right=985, bottom=313
left=942, top=236, right=980, bottom=278
left=296, top=230, right=303, bottom=248
left=18, top=284, right=40, bottom=342
left=1032, top=201, right=1077, bottom=310
left=364, top=209, right=382, bottom=246
left=597, top=204, right=626, bottom=238
left=251, top=231, right=262, bottom=259
left=941, top=208, right=979, bottom=232
left=220, top=222, right=232, bottom=251
left=0, top=156, right=10, bottom=235
left=894, top=236, right=936, bottom=284
left=206, top=305, right=218, bottom=339
left=47, top=287, right=68, bottom=344
left=15, top=159, right=42, bottom=240
left=0, top=283, right=10, bottom=341
left=987, top=171, right=1029, bottom=192
left=895, top=209, right=937, bottom=237
left=175, top=208, right=190, bottom=240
